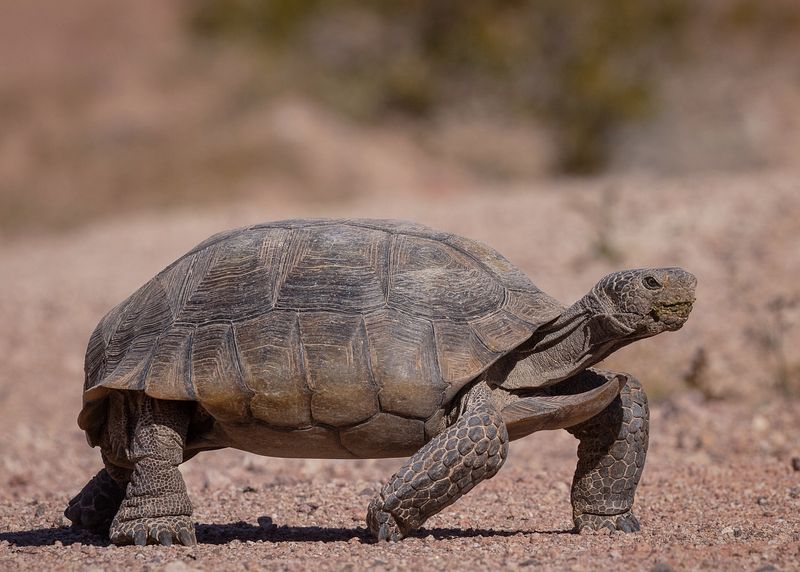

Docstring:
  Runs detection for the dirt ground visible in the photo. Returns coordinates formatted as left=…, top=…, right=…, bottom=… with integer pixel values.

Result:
left=1, top=175, right=799, bottom=571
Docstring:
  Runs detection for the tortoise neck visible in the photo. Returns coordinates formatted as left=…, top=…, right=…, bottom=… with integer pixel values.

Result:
left=512, top=294, right=617, bottom=385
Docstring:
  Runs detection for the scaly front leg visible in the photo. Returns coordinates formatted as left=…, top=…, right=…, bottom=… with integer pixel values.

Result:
left=367, top=386, right=509, bottom=541
left=565, top=369, right=649, bottom=533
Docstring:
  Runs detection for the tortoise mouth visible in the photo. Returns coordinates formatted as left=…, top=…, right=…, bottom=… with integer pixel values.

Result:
left=649, top=300, right=694, bottom=329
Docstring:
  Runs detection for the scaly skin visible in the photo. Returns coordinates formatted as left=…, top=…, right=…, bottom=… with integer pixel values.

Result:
left=367, top=386, right=509, bottom=541
left=64, top=456, right=130, bottom=533
left=108, top=396, right=196, bottom=546
left=566, top=370, right=649, bottom=533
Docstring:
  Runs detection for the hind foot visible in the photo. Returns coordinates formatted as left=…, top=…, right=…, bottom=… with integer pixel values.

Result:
left=574, top=510, right=641, bottom=533
left=64, top=469, right=126, bottom=533
left=109, top=515, right=196, bottom=546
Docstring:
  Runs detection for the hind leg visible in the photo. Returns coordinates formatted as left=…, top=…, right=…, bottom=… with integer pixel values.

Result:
left=109, top=395, right=196, bottom=546
left=565, top=370, right=649, bottom=533
left=65, top=454, right=131, bottom=533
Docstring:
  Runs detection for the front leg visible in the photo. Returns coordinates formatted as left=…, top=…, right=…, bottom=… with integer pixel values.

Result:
left=109, top=395, right=196, bottom=546
left=565, top=369, right=649, bottom=533
left=367, top=385, right=509, bottom=541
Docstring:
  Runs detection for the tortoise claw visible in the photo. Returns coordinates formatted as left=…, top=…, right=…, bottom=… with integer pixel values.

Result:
left=178, top=528, right=197, bottom=546
left=378, top=523, right=402, bottom=542
left=158, top=530, right=172, bottom=546
left=110, top=516, right=196, bottom=546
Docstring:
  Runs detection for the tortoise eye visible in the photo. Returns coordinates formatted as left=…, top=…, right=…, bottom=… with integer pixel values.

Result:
left=643, top=276, right=662, bottom=290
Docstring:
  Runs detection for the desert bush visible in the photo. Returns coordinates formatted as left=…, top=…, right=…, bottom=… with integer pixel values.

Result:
left=189, top=0, right=689, bottom=174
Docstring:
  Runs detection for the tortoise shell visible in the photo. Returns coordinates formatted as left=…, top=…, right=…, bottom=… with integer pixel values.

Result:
left=79, top=219, right=563, bottom=456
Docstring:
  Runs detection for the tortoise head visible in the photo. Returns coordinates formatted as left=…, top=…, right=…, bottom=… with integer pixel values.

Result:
left=589, top=267, right=696, bottom=338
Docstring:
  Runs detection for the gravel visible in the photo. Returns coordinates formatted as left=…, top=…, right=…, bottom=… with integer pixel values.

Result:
left=1, top=176, right=799, bottom=570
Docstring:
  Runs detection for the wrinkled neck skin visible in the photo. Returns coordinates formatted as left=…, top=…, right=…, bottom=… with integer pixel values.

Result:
left=501, top=292, right=634, bottom=389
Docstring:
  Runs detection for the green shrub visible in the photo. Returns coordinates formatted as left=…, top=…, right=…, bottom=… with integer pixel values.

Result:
left=189, top=1, right=690, bottom=173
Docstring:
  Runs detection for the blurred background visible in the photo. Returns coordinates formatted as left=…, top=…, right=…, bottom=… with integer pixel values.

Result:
left=1, top=0, right=799, bottom=407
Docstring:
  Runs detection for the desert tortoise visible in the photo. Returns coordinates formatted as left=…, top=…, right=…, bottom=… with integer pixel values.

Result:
left=66, top=218, right=696, bottom=545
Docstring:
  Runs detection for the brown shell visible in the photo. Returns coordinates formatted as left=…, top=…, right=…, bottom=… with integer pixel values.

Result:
left=79, top=219, right=563, bottom=447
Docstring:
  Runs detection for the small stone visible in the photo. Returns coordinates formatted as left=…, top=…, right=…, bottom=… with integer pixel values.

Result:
left=34, top=504, right=45, bottom=517
left=791, top=457, right=800, bottom=471
left=752, top=415, right=769, bottom=432
left=756, top=497, right=768, bottom=506
left=258, top=516, right=277, bottom=532
left=788, top=487, right=800, bottom=499
left=720, top=526, right=734, bottom=536
left=298, top=502, right=319, bottom=514
left=651, top=564, right=673, bottom=572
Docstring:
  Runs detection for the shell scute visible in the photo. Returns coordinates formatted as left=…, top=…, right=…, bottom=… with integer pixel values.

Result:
left=274, top=226, right=387, bottom=312
left=504, top=288, right=562, bottom=327
left=433, top=320, right=499, bottom=387
left=298, top=312, right=380, bottom=426
left=178, top=229, right=287, bottom=323
left=191, top=322, right=250, bottom=421
left=339, top=413, right=426, bottom=458
left=144, top=325, right=196, bottom=401
left=363, top=309, right=445, bottom=419
left=469, top=310, right=536, bottom=353
left=234, top=310, right=311, bottom=427
left=389, top=234, right=504, bottom=320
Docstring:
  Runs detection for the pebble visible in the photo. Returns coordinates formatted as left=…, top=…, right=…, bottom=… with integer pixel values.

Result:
left=791, top=457, right=800, bottom=472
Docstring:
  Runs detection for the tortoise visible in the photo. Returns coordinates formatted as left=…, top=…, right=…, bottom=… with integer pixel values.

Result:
left=65, top=218, right=696, bottom=545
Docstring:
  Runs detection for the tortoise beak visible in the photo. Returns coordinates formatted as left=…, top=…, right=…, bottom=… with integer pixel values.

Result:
left=650, top=268, right=696, bottom=330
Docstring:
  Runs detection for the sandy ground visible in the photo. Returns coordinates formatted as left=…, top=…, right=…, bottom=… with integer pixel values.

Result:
left=1, top=175, right=799, bottom=570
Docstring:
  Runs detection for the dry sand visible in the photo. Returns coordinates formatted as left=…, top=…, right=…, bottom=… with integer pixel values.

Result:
left=1, top=174, right=799, bottom=570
